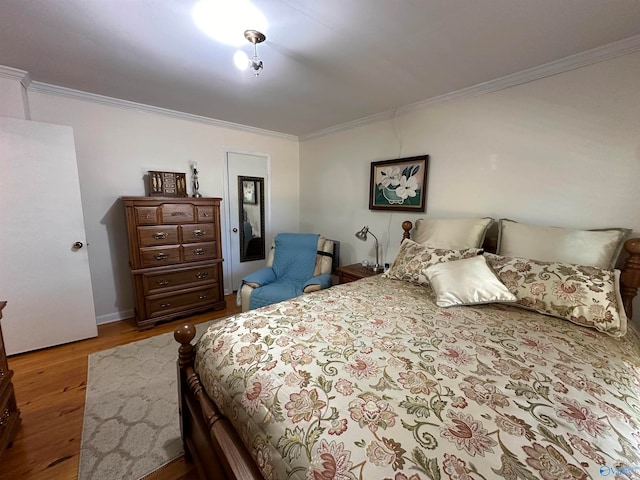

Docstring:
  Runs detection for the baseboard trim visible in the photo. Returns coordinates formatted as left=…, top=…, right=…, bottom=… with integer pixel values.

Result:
left=96, top=309, right=134, bottom=325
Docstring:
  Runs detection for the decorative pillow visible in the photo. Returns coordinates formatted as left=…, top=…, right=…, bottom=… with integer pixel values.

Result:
left=384, top=239, right=481, bottom=285
left=413, top=217, right=494, bottom=249
left=497, top=219, right=630, bottom=269
left=423, top=255, right=516, bottom=307
left=485, top=253, right=627, bottom=337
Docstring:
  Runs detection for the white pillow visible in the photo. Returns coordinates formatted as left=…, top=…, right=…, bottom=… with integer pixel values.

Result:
left=413, top=218, right=493, bottom=249
left=423, top=255, right=516, bottom=307
left=497, top=219, right=630, bottom=269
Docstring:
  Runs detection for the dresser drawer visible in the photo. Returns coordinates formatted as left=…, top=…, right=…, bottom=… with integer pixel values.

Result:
left=0, top=345, right=6, bottom=375
left=0, top=355, right=8, bottom=390
left=196, top=205, right=215, bottom=222
left=183, top=242, right=218, bottom=262
left=146, top=286, right=222, bottom=317
left=137, top=225, right=179, bottom=246
left=142, top=265, right=219, bottom=294
left=181, top=224, right=215, bottom=243
left=139, top=246, right=181, bottom=268
left=161, top=203, right=195, bottom=224
left=0, top=383, right=19, bottom=443
left=134, top=206, right=160, bottom=225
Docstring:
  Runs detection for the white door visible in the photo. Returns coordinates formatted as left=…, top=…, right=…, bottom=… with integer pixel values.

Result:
left=0, top=117, right=98, bottom=355
left=226, top=152, right=269, bottom=290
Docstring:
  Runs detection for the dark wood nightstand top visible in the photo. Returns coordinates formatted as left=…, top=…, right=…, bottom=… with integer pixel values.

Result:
left=336, top=263, right=383, bottom=284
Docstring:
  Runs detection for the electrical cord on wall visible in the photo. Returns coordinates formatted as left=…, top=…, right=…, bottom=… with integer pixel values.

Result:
left=392, top=107, right=402, bottom=158
left=384, top=212, right=394, bottom=269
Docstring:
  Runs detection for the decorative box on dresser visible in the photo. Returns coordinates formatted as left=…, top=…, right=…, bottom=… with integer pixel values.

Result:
left=122, top=197, right=226, bottom=328
left=0, top=301, right=20, bottom=460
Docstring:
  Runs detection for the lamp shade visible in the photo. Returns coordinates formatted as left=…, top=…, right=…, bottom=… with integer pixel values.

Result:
left=355, top=226, right=369, bottom=241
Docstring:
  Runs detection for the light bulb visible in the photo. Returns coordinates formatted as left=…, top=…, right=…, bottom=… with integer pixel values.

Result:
left=234, top=50, right=249, bottom=70
left=192, top=0, right=267, bottom=46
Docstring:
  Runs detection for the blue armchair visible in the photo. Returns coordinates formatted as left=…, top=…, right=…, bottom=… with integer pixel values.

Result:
left=239, top=233, right=335, bottom=311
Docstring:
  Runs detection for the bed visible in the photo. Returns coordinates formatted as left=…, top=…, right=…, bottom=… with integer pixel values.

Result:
left=175, top=219, right=640, bottom=480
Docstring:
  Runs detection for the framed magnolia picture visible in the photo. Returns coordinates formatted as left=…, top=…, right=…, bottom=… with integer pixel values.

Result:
left=369, top=155, right=429, bottom=211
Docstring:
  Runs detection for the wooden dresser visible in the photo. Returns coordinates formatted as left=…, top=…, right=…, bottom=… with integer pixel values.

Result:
left=0, top=301, right=20, bottom=460
left=122, top=197, right=226, bottom=328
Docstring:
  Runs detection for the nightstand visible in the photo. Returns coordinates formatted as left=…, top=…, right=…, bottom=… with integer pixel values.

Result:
left=336, top=263, right=384, bottom=284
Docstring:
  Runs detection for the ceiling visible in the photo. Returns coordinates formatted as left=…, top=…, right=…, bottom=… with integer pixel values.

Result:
left=2, top=0, right=640, bottom=138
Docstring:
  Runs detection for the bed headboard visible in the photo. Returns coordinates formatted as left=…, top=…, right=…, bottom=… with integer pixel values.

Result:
left=401, top=220, right=640, bottom=318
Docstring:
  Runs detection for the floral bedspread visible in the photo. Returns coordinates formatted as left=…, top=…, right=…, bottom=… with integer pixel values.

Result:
left=194, top=276, right=640, bottom=480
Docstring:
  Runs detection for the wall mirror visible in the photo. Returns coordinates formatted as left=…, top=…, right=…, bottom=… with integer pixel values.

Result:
left=238, top=176, right=266, bottom=262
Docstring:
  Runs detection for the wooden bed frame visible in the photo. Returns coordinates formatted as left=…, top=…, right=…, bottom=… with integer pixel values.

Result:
left=174, top=222, right=640, bottom=480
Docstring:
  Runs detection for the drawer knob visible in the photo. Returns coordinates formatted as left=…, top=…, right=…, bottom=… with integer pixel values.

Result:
left=202, top=212, right=209, bottom=217
left=156, top=279, right=170, bottom=286
left=199, top=294, right=208, bottom=300
left=196, top=272, right=208, bottom=279
left=160, top=302, right=172, bottom=308
left=155, top=253, right=169, bottom=260
left=153, top=232, right=168, bottom=239
left=0, top=408, right=9, bottom=426
left=193, top=229, right=206, bottom=236
left=194, top=248, right=205, bottom=255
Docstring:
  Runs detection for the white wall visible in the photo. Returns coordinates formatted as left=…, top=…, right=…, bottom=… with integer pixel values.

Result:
left=0, top=67, right=30, bottom=120
left=300, top=51, right=640, bottom=321
left=26, top=91, right=300, bottom=323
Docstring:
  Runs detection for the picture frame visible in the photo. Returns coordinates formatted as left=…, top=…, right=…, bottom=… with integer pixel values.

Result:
left=369, top=155, right=429, bottom=212
left=242, top=179, right=257, bottom=204
left=148, top=171, right=187, bottom=197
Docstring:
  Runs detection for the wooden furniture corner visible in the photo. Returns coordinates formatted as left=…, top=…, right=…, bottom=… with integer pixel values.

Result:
left=0, top=301, right=21, bottom=461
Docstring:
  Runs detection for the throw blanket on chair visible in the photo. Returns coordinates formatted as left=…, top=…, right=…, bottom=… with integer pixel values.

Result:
left=248, top=233, right=320, bottom=310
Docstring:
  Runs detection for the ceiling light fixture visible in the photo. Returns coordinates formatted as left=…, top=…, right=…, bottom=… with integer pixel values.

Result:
left=241, top=29, right=266, bottom=77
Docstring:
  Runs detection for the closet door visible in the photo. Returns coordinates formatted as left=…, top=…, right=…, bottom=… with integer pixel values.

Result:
left=225, top=151, right=269, bottom=291
left=0, top=117, right=97, bottom=354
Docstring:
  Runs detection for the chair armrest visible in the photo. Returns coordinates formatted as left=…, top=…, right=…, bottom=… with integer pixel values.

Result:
left=303, top=274, right=333, bottom=293
left=242, top=267, right=276, bottom=287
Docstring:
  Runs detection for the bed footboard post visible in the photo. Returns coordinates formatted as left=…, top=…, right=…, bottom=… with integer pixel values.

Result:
left=174, top=323, right=197, bottom=458
left=175, top=323, right=197, bottom=368
left=621, top=238, right=640, bottom=319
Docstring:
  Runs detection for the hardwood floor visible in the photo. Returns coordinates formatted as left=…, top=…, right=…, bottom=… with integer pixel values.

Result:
left=0, top=294, right=241, bottom=480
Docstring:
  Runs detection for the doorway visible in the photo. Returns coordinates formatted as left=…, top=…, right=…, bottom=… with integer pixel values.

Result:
left=225, top=151, right=269, bottom=291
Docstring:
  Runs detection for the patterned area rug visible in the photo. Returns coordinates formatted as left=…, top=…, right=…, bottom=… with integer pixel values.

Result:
left=78, top=320, right=218, bottom=480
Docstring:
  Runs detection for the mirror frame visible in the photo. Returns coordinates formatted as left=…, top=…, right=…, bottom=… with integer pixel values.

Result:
left=238, top=175, right=266, bottom=262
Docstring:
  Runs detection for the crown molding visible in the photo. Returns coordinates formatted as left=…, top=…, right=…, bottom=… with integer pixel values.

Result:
left=27, top=82, right=298, bottom=142
left=301, top=34, right=640, bottom=141
left=0, top=65, right=32, bottom=89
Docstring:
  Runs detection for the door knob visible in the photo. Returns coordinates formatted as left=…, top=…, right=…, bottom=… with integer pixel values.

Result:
left=232, top=227, right=238, bottom=233
left=73, top=241, right=84, bottom=249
